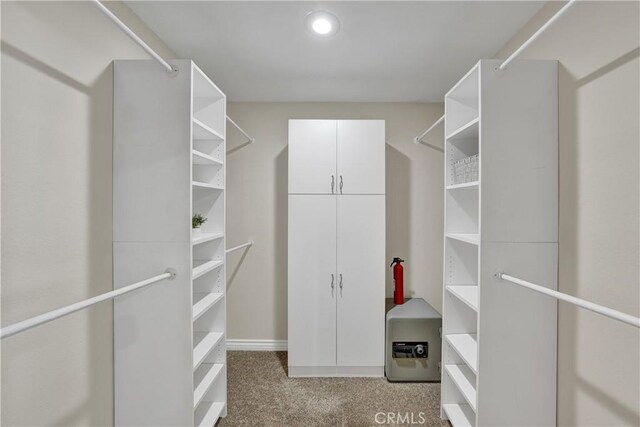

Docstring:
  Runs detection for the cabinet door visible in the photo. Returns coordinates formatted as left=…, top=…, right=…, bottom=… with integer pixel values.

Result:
left=288, top=120, right=337, bottom=194
left=337, top=120, right=385, bottom=194
left=336, top=195, right=385, bottom=366
left=288, top=195, right=337, bottom=367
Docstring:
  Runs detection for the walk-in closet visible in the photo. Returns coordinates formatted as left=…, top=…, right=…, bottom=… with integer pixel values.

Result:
left=1, top=1, right=638, bottom=427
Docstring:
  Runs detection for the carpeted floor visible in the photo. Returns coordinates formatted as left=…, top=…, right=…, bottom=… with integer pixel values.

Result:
left=217, top=351, right=447, bottom=427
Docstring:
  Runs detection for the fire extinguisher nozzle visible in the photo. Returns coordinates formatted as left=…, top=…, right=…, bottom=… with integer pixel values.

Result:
left=390, top=257, right=405, bottom=267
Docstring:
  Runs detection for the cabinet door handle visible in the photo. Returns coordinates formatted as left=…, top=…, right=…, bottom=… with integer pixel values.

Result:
left=331, top=175, right=335, bottom=194
left=331, top=274, right=335, bottom=289
left=339, top=273, right=343, bottom=289
left=339, top=175, right=343, bottom=194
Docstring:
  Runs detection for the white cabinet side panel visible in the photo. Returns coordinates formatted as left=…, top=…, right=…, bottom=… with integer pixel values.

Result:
left=288, top=120, right=337, bottom=194
left=479, top=59, right=558, bottom=243
left=288, top=195, right=337, bottom=367
left=113, top=60, right=192, bottom=243
left=114, top=242, right=193, bottom=426
left=337, top=195, right=385, bottom=367
left=337, top=120, right=386, bottom=194
left=477, top=242, right=557, bottom=427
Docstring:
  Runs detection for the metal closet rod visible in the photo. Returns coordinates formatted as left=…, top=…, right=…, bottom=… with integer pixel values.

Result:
left=498, top=0, right=577, bottom=70
left=226, top=240, right=254, bottom=254
left=414, top=114, right=444, bottom=145
left=94, top=1, right=256, bottom=144
left=497, top=273, right=640, bottom=329
left=227, top=116, right=256, bottom=144
left=415, top=0, right=578, bottom=144
left=0, top=269, right=177, bottom=339
left=93, top=0, right=177, bottom=75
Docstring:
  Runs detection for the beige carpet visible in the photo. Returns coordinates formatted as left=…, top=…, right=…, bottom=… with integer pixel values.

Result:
left=218, top=351, right=447, bottom=427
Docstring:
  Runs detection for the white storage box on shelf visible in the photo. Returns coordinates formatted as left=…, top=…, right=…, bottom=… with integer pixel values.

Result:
left=113, top=59, right=227, bottom=426
left=441, top=59, right=558, bottom=427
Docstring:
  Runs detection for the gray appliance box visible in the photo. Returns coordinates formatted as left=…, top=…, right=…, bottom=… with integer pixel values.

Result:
left=385, top=298, right=442, bottom=382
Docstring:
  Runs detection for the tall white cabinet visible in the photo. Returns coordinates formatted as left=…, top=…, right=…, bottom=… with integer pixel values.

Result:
left=441, top=60, right=558, bottom=426
left=113, top=60, right=227, bottom=426
left=288, top=120, right=386, bottom=377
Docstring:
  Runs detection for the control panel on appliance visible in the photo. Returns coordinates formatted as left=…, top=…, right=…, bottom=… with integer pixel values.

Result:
left=392, top=341, right=428, bottom=358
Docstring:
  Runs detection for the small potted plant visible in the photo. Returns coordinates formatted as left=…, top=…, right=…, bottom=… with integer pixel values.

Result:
left=192, top=214, right=207, bottom=236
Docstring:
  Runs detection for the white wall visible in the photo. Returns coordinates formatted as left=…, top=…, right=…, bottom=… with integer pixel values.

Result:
left=225, top=102, right=444, bottom=341
left=495, top=2, right=639, bottom=426
left=0, top=2, right=175, bottom=425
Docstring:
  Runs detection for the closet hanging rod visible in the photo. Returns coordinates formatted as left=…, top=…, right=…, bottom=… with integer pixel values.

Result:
left=226, top=240, right=254, bottom=254
left=497, top=273, right=640, bottom=328
left=227, top=116, right=255, bottom=144
left=414, top=115, right=444, bottom=145
left=92, top=0, right=177, bottom=75
left=498, top=0, right=577, bottom=70
left=0, top=269, right=177, bottom=340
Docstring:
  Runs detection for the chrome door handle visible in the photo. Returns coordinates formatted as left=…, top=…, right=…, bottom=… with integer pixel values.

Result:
left=339, top=175, right=343, bottom=194
left=339, top=273, right=343, bottom=289
left=331, top=175, right=335, bottom=194
left=331, top=273, right=335, bottom=289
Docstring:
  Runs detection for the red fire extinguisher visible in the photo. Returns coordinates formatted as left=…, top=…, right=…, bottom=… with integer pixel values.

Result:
left=391, top=257, right=405, bottom=305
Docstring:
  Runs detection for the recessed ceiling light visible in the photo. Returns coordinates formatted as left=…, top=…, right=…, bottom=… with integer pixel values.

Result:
left=305, top=11, right=340, bottom=37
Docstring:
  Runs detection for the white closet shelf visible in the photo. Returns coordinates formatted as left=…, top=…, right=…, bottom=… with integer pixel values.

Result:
left=192, top=181, right=224, bottom=191
left=193, top=118, right=224, bottom=141
left=446, top=117, right=479, bottom=141
left=194, top=401, right=225, bottom=427
left=446, top=233, right=480, bottom=246
left=193, top=64, right=225, bottom=101
left=445, top=364, right=477, bottom=412
left=193, top=293, right=224, bottom=321
left=442, top=403, right=475, bottom=427
left=445, top=334, right=478, bottom=373
left=447, top=286, right=478, bottom=311
left=192, top=232, right=224, bottom=246
left=192, top=150, right=223, bottom=166
left=447, top=64, right=479, bottom=102
left=193, top=332, right=224, bottom=371
left=446, top=181, right=479, bottom=190
left=194, top=363, right=224, bottom=409
left=192, top=259, right=224, bottom=280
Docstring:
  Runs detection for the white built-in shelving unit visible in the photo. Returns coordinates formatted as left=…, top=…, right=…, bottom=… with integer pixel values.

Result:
left=113, top=59, right=226, bottom=426
left=441, top=59, right=558, bottom=427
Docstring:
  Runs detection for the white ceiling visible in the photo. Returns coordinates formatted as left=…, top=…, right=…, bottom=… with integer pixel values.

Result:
left=125, top=1, right=545, bottom=102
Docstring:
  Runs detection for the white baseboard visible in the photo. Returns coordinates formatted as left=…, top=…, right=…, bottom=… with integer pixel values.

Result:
left=226, top=339, right=288, bottom=351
